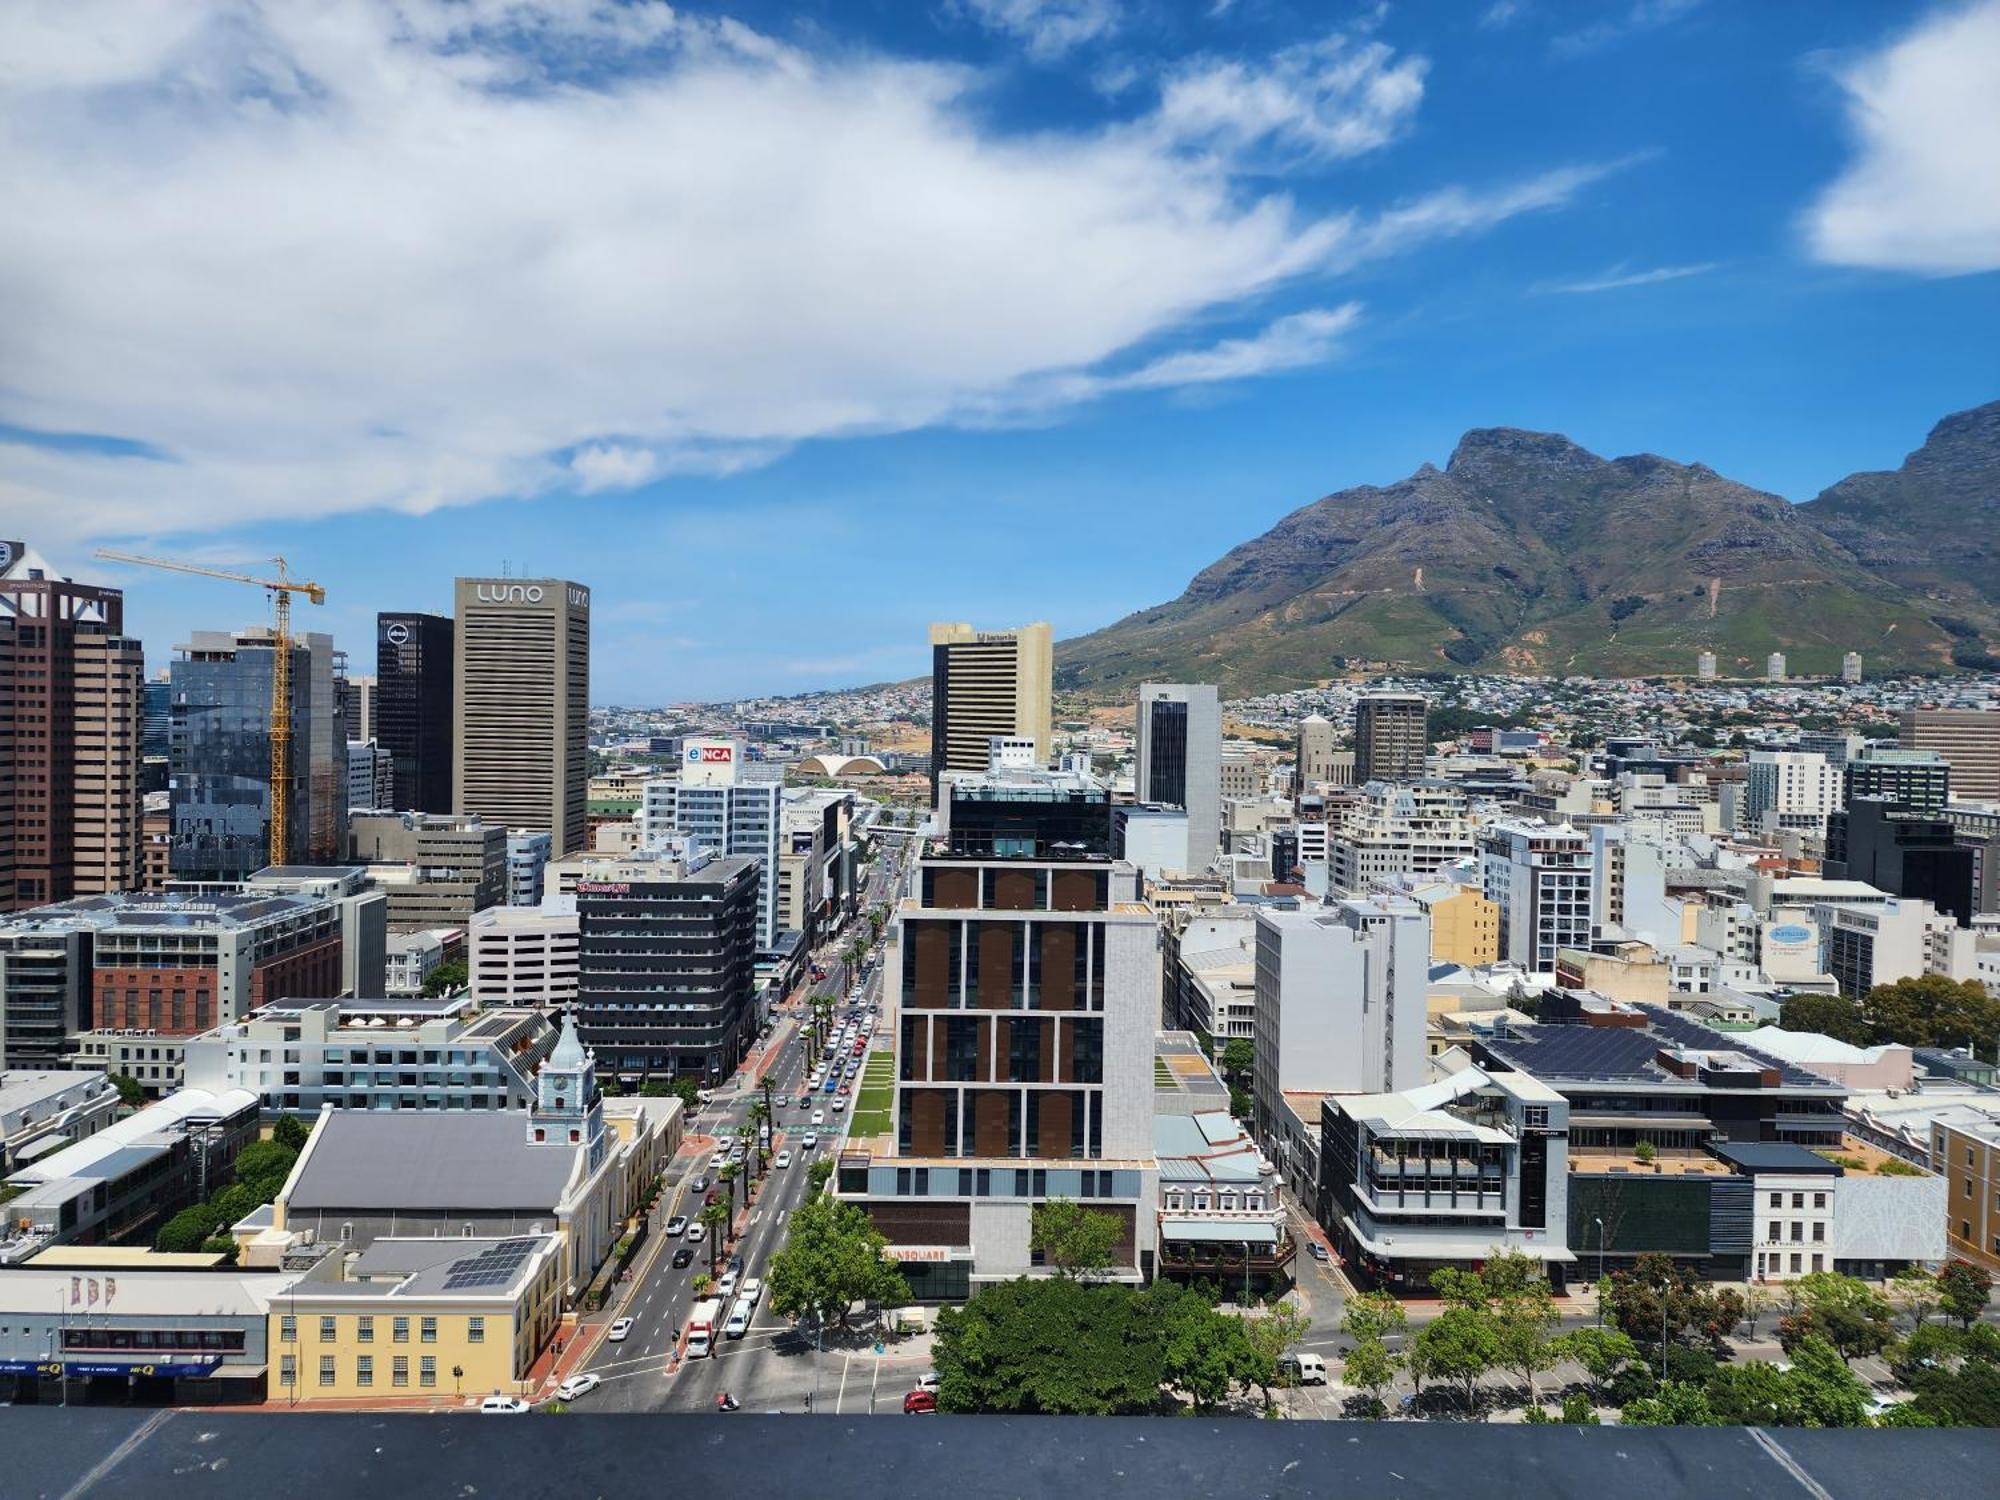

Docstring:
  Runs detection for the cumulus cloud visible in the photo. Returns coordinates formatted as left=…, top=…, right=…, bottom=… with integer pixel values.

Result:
left=957, top=0, right=1121, bottom=61
left=1804, top=0, right=2000, bottom=275
left=0, top=1, right=1608, bottom=543
left=1535, top=261, right=1718, bottom=294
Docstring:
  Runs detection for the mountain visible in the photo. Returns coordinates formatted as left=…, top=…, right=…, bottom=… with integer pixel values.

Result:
left=1055, top=400, right=2000, bottom=697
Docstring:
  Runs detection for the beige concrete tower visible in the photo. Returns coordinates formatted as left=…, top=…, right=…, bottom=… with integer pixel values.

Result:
left=454, top=577, right=590, bottom=854
left=928, top=621, right=1052, bottom=795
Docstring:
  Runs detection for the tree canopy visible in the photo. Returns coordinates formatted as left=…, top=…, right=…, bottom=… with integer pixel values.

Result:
left=932, top=1277, right=1168, bottom=1416
left=1785, top=975, right=2000, bottom=1061
left=1030, top=1198, right=1122, bottom=1280
left=766, top=1195, right=908, bottom=1330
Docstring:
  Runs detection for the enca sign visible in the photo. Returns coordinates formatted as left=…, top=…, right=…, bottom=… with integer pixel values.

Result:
left=688, top=745, right=735, bottom=764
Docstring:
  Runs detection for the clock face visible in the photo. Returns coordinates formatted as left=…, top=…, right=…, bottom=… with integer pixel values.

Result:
left=385, top=622, right=411, bottom=646
left=0, top=542, right=15, bottom=571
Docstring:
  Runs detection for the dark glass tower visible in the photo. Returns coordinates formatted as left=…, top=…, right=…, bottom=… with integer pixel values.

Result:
left=376, top=612, right=454, bottom=814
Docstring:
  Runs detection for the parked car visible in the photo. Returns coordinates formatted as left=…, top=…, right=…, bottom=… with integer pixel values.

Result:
left=717, top=1270, right=739, bottom=1300
left=556, top=1373, right=601, bottom=1402
left=671, top=1246, right=695, bottom=1269
left=903, top=1389, right=938, bottom=1415
left=1306, top=1241, right=1330, bottom=1263
left=606, top=1318, right=634, bottom=1343
left=915, top=1373, right=941, bottom=1392
left=665, top=1215, right=689, bottom=1237
left=480, top=1395, right=531, bottom=1414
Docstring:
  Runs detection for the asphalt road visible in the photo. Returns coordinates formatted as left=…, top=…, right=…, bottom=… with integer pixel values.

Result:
left=577, top=843, right=904, bottom=1414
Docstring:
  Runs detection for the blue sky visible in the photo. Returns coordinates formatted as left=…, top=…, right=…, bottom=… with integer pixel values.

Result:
left=3, top=0, right=1996, bottom=702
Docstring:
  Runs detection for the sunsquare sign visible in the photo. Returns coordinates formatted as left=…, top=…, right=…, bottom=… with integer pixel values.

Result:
left=681, top=737, right=744, bottom=787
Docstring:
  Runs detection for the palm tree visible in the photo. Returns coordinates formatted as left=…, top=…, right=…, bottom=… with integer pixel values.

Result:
left=697, top=1202, right=729, bottom=1272
left=748, top=1100, right=771, bottom=1178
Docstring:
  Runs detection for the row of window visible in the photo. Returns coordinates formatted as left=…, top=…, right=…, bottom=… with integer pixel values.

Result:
left=281, top=1314, right=479, bottom=1343
left=1764, top=1220, right=1827, bottom=1244
left=281, top=1353, right=443, bottom=1387
left=1159, top=1190, right=1266, bottom=1214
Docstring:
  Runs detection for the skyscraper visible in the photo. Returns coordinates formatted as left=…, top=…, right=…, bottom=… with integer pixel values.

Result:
left=928, top=621, right=1052, bottom=798
left=1295, top=712, right=1337, bottom=784
left=376, top=611, right=455, bottom=813
left=1696, top=650, right=1717, bottom=681
left=1841, top=652, right=1863, bottom=684
left=1767, top=652, right=1788, bottom=682
left=1354, top=692, right=1428, bottom=784
left=638, top=738, right=785, bottom=952
left=1136, top=683, right=1221, bottom=873
left=0, top=543, right=144, bottom=907
left=168, top=628, right=346, bottom=881
left=454, top=577, right=589, bottom=853
left=1899, top=709, right=2000, bottom=803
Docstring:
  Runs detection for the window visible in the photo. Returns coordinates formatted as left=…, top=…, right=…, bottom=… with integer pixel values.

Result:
left=420, top=1317, right=437, bottom=1343
left=1767, top=1221, right=1780, bottom=1241
left=1789, top=1253, right=1802, bottom=1274
left=1811, top=1222, right=1825, bottom=1242
left=1769, top=1192, right=1782, bottom=1208
left=1791, top=1193, right=1804, bottom=1209
left=467, top=1317, right=485, bottom=1344
left=357, top=1316, right=373, bottom=1343
left=420, top=1356, right=437, bottom=1387
left=1790, top=1223, right=1802, bottom=1242
left=318, top=1355, right=336, bottom=1386
left=280, top=1354, right=296, bottom=1387
left=393, top=1356, right=409, bottom=1388
left=1812, top=1192, right=1827, bottom=1209
left=319, top=1316, right=337, bottom=1342
left=281, top=1315, right=296, bottom=1343
left=356, top=1356, right=373, bottom=1388
left=393, top=1317, right=410, bottom=1343
left=1811, top=1254, right=1824, bottom=1273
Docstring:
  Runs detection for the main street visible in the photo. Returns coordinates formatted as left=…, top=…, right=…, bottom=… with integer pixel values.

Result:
left=576, top=837, right=904, bottom=1413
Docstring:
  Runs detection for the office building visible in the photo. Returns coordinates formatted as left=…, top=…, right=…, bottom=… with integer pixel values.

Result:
left=346, top=740, right=394, bottom=813
left=1767, top=652, right=1787, bottom=682
left=1353, top=693, right=1428, bottom=784
left=376, top=611, right=454, bottom=814
left=506, top=831, right=552, bottom=907
left=453, top=578, right=589, bottom=854
left=142, top=676, right=172, bottom=759
left=169, top=628, right=347, bottom=882
left=1478, top=821, right=1594, bottom=969
left=0, top=1069, right=118, bottom=1172
left=348, top=810, right=506, bottom=928
left=573, top=851, right=760, bottom=1084
left=1826, top=799, right=1977, bottom=926
left=1394, top=878, right=1501, bottom=967
left=777, top=789, right=858, bottom=951
left=1844, top=748, right=1950, bottom=814
left=638, top=740, right=785, bottom=953
left=1321, top=1064, right=1572, bottom=1291
left=942, top=756, right=1114, bottom=860
left=927, top=621, right=1052, bottom=797
left=0, top=543, right=144, bottom=906
left=384, top=929, right=458, bottom=996
left=344, top=674, right=377, bottom=742
left=238, top=865, right=388, bottom=1002
left=1294, top=713, right=1338, bottom=785
left=0, top=918, right=98, bottom=1072
left=1114, top=805, right=1193, bottom=882
left=1934, top=1115, right=2000, bottom=1274
left=1166, top=909, right=1257, bottom=1050
left=1900, top=709, right=2000, bottom=803
left=838, top=819, right=1159, bottom=1297
left=1944, top=802, right=2000, bottom=916
left=182, top=995, right=554, bottom=1114
left=1822, top=898, right=1962, bottom=999
left=469, top=902, right=579, bottom=1009
left=1742, top=750, right=1842, bottom=839
left=1329, top=781, right=1479, bottom=892
left=1696, top=650, right=1717, bottom=681
left=1136, top=684, right=1221, bottom=874
left=1841, top=652, right=1863, bottom=684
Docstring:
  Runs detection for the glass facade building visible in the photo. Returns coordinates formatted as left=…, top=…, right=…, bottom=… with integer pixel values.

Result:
left=376, top=612, right=455, bottom=814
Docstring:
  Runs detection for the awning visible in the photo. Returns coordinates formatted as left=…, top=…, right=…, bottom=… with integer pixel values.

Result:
left=1159, top=1219, right=1279, bottom=1245
left=1347, top=1222, right=1575, bottom=1264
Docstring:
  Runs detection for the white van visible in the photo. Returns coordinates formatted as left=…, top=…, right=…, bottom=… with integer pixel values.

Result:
left=1278, top=1352, right=1327, bottom=1386
left=724, top=1299, right=753, bottom=1340
left=738, top=1276, right=764, bottom=1307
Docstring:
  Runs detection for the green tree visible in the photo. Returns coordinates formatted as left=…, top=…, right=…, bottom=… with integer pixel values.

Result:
left=1561, top=1326, right=1639, bottom=1401
left=1621, top=1380, right=1724, bottom=1426
left=747, top=1102, right=771, bottom=1178
left=1557, top=1390, right=1600, bottom=1424
left=1632, top=1139, right=1658, bottom=1166
left=1777, top=1272, right=1894, bottom=1364
left=421, top=957, right=469, bottom=997
left=1602, top=1252, right=1744, bottom=1352
left=697, top=1200, right=731, bottom=1271
left=1241, top=1298, right=1311, bottom=1408
left=766, top=1195, right=908, bottom=1331
left=718, top=1160, right=742, bottom=1222
left=1030, top=1198, right=1123, bottom=1281
left=1480, top=1251, right=1562, bottom=1402
left=108, top=1072, right=145, bottom=1109
left=1343, top=1336, right=1400, bottom=1416
left=270, top=1114, right=310, bottom=1152
left=155, top=1203, right=223, bottom=1252
left=1862, top=973, right=2000, bottom=1059
left=1411, top=1305, right=1496, bottom=1417
left=1939, top=1260, right=1994, bottom=1330
left=230, top=1139, right=299, bottom=1200
left=1781, top=1336, right=1871, bottom=1428
left=639, top=1079, right=674, bottom=1098
left=1341, top=1289, right=1409, bottom=1344
left=1219, top=1038, right=1255, bottom=1085
left=1153, top=1283, right=1267, bottom=1412
left=932, top=1278, right=1164, bottom=1416
left=806, top=1155, right=834, bottom=1194
left=1779, top=994, right=1872, bottom=1047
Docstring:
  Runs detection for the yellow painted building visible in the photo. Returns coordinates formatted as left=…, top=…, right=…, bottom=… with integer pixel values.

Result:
left=1406, top=883, right=1499, bottom=967
left=270, top=1233, right=563, bottom=1403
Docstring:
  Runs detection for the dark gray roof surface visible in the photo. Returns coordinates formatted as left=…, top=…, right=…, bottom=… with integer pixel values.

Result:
left=3, top=1411, right=1996, bottom=1500
left=1711, top=1142, right=1843, bottom=1175
left=285, top=1111, right=577, bottom=1213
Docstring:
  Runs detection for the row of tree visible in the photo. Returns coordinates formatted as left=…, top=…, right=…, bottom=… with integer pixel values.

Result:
left=154, top=1114, right=312, bottom=1254
left=1781, top=974, right=2000, bottom=1063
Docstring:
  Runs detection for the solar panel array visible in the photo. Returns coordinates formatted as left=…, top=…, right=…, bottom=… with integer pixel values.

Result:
left=439, top=1237, right=540, bottom=1292
left=1484, top=1005, right=1832, bottom=1089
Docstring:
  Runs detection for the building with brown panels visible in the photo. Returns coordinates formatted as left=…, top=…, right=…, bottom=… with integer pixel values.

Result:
left=0, top=543, right=144, bottom=908
left=1933, top=1112, right=2000, bottom=1274
left=1900, top=708, right=2000, bottom=804
left=1354, top=691, right=1429, bottom=785
left=836, top=795, right=1159, bottom=1299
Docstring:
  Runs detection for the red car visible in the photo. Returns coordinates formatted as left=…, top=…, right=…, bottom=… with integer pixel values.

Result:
left=903, top=1389, right=937, bottom=1415
left=836, top=1084, right=850, bottom=1096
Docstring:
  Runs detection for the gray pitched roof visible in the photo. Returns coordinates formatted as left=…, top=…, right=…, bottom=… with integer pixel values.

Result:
left=286, top=1111, right=579, bottom=1213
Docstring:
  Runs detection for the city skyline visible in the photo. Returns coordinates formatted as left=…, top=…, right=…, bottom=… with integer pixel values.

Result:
left=3, top=1, right=1995, bottom=701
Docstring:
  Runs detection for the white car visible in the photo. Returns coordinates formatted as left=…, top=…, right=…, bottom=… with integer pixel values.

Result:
left=811, top=1110, right=825, bottom=1126
left=480, top=1395, right=531, bottom=1414
left=774, top=1149, right=793, bottom=1168
left=606, top=1318, right=634, bottom=1343
left=717, top=1269, right=739, bottom=1299
left=685, top=1222, right=706, bottom=1243
left=556, top=1373, right=601, bottom=1402
left=831, top=1096, right=846, bottom=1112
left=709, top=1152, right=726, bottom=1171
left=801, top=1131, right=819, bottom=1150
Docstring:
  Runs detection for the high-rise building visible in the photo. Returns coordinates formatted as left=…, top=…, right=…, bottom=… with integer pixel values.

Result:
left=453, top=578, right=589, bottom=853
left=637, top=739, right=784, bottom=952
left=1900, top=709, right=2000, bottom=804
left=1478, top=821, right=1594, bottom=969
left=1844, top=748, right=1950, bottom=814
left=141, top=677, right=172, bottom=759
left=1294, top=713, right=1338, bottom=784
left=348, top=810, right=506, bottom=928
left=573, top=850, right=759, bottom=1083
left=1841, top=652, right=1863, bottom=685
left=1697, top=651, right=1717, bottom=681
left=346, top=740, right=394, bottom=812
left=1825, top=798, right=1977, bottom=927
left=928, top=621, right=1052, bottom=798
left=1353, top=692, right=1428, bottom=784
left=1742, top=750, right=1842, bottom=839
left=506, top=830, right=552, bottom=907
left=168, top=628, right=346, bottom=882
left=1135, top=684, right=1220, bottom=874
left=344, top=674, right=377, bottom=742
left=1767, top=652, right=1788, bottom=682
left=0, top=543, right=144, bottom=907
left=376, top=611, right=454, bottom=814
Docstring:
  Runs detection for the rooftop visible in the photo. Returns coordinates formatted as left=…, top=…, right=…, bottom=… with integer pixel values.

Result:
left=1478, top=1005, right=1841, bottom=1093
left=284, top=1111, right=581, bottom=1213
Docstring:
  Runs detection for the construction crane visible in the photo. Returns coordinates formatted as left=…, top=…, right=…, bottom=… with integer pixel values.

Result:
left=96, top=549, right=326, bottom=868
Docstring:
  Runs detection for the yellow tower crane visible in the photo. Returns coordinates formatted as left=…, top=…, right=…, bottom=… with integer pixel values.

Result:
left=96, top=549, right=327, bottom=869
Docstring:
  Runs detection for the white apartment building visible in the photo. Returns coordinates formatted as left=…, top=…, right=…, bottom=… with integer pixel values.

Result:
left=639, top=739, right=785, bottom=953
left=1743, top=751, right=1842, bottom=840
left=1329, top=781, right=1480, bottom=894
left=506, top=831, right=552, bottom=907
left=468, top=902, right=580, bottom=1009
left=1479, top=821, right=1595, bottom=970
left=1820, top=898, right=1971, bottom=999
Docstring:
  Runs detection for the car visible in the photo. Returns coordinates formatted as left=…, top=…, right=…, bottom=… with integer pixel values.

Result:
left=776, top=1095, right=790, bottom=1109
left=709, top=1152, right=725, bottom=1171
left=774, top=1149, right=793, bottom=1168
left=915, top=1372, right=941, bottom=1392
left=480, top=1395, right=532, bottom=1414
left=716, top=1270, right=739, bottom=1299
left=691, top=1175, right=709, bottom=1193
left=801, top=1131, right=818, bottom=1150
left=1306, top=1241, right=1330, bottom=1263
left=812, top=1110, right=825, bottom=1125
left=800, top=1096, right=815, bottom=1109
left=686, top=1223, right=706, bottom=1243
left=607, top=1318, right=635, bottom=1343
left=727, top=1253, right=744, bottom=1274
left=903, top=1389, right=937, bottom=1415
left=671, top=1246, right=695, bottom=1269
left=831, top=1096, right=846, bottom=1112
left=1277, top=1353, right=1327, bottom=1386
left=665, top=1215, right=689, bottom=1237
left=836, top=1083, right=850, bottom=1096
left=556, top=1372, right=602, bottom=1402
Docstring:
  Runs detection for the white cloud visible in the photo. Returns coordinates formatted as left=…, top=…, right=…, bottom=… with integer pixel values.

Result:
left=957, top=0, right=1121, bottom=62
left=1551, top=0, right=1703, bottom=59
left=1479, top=1, right=1527, bottom=29
left=1804, top=0, right=2000, bottom=275
left=1151, top=31, right=1427, bottom=162
left=1536, top=261, right=1718, bottom=294
left=0, top=1, right=1606, bottom=543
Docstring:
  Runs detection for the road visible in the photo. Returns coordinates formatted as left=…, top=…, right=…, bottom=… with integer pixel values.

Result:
left=577, top=838, right=904, bottom=1413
